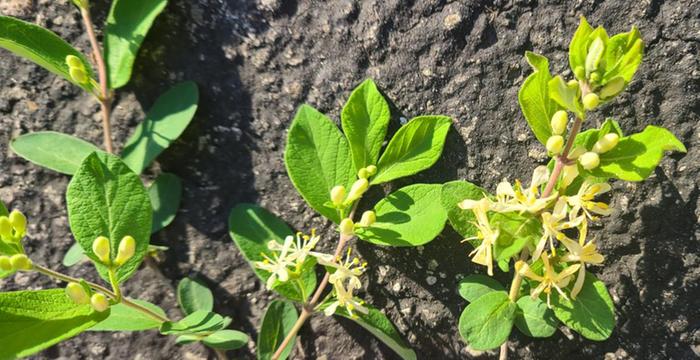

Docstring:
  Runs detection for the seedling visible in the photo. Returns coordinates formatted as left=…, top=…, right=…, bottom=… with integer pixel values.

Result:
left=443, top=17, right=685, bottom=358
left=229, top=79, right=452, bottom=360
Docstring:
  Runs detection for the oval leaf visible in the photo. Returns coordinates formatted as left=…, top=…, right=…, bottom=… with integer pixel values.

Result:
left=0, top=289, right=108, bottom=359
left=336, top=305, right=417, bottom=360
left=149, top=172, right=182, bottom=233
left=518, top=52, right=561, bottom=145
left=105, top=0, right=168, bottom=88
left=551, top=272, right=615, bottom=341
left=177, top=277, right=214, bottom=315
left=514, top=296, right=558, bottom=338
left=355, top=184, right=447, bottom=247
left=258, top=300, right=298, bottom=360
left=372, top=116, right=452, bottom=185
left=440, top=180, right=487, bottom=239
left=90, top=299, right=166, bottom=331
left=284, top=104, right=356, bottom=223
left=121, top=81, right=199, bottom=174
left=66, top=152, right=153, bottom=283
left=62, top=242, right=87, bottom=267
left=11, top=131, right=101, bottom=175
left=458, top=274, right=505, bottom=302
left=160, top=310, right=228, bottom=335
left=341, top=79, right=391, bottom=171
left=0, top=16, right=94, bottom=89
left=458, top=291, right=516, bottom=351
left=203, top=329, right=248, bottom=350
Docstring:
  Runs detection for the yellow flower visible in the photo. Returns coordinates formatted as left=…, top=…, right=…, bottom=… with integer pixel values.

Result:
left=516, top=254, right=581, bottom=308
left=460, top=198, right=498, bottom=276
left=255, top=230, right=323, bottom=289
left=317, top=248, right=368, bottom=318
left=566, top=181, right=612, bottom=220
left=559, top=228, right=604, bottom=299
left=532, top=197, right=585, bottom=261
left=491, top=166, right=556, bottom=214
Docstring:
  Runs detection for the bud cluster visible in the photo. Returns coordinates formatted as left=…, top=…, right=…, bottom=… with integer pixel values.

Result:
left=91, top=235, right=136, bottom=267
left=0, top=254, right=32, bottom=272
left=65, top=55, right=93, bottom=89
left=0, top=210, right=27, bottom=243
left=65, top=282, right=110, bottom=312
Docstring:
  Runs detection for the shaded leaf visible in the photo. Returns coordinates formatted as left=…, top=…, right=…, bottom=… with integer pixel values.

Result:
left=514, top=296, right=557, bottom=338
left=149, top=172, right=182, bottom=233
left=10, top=131, right=101, bottom=175
left=440, top=180, right=487, bottom=241
left=62, top=242, right=87, bottom=267
left=177, top=278, right=214, bottom=315
left=203, top=329, right=248, bottom=350
left=336, top=305, right=417, bottom=360
left=258, top=300, right=298, bottom=360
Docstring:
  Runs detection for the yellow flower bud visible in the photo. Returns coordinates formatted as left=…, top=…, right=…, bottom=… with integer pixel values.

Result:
left=358, top=168, right=369, bottom=179
left=546, top=135, right=564, bottom=154
left=593, top=133, right=620, bottom=154
left=10, top=254, right=32, bottom=271
left=590, top=72, right=601, bottom=84
left=114, top=235, right=136, bottom=266
left=550, top=110, right=568, bottom=135
left=599, top=77, right=625, bottom=99
left=359, top=211, right=376, bottom=227
left=574, top=66, right=585, bottom=80
left=567, top=79, right=579, bottom=89
left=69, top=67, right=89, bottom=85
left=366, top=165, right=377, bottom=176
left=65, top=55, right=84, bottom=69
left=339, top=218, right=355, bottom=236
left=346, top=178, right=369, bottom=202
left=583, top=93, right=600, bottom=110
left=579, top=152, right=600, bottom=170
left=0, top=256, right=12, bottom=271
left=330, top=185, right=346, bottom=207
left=66, top=282, right=90, bottom=305
left=567, top=146, right=586, bottom=160
left=0, top=217, right=11, bottom=239
left=561, top=164, right=579, bottom=188
left=9, top=210, right=26, bottom=236
left=90, top=293, right=110, bottom=312
left=92, top=236, right=111, bottom=264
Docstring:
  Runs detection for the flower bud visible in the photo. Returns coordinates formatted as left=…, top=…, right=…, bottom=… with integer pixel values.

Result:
left=567, top=146, right=586, bottom=160
left=550, top=110, right=568, bottom=135
left=92, top=236, right=111, bottom=264
left=561, top=164, right=579, bottom=188
left=365, top=165, right=377, bottom=176
left=583, top=93, right=600, bottom=110
left=9, top=210, right=26, bottom=236
left=66, top=282, right=90, bottom=305
left=567, top=79, right=579, bottom=89
left=65, top=55, right=84, bottom=69
left=574, top=66, right=585, bottom=80
left=339, top=218, right=355, bottom=236
left=10, top=254, right=32, bottom=270
left=593, top=133, right=620, bottom=154
left=359, top=211, right=376, bottom=227
left=330, top=185, right=346, bottom=207
left=357, top=168, right=369, bottom=179
left=0, top=256, right=12, bottom=271
left=90, top=293, right=110, bottom=312
left=579, top=152, right=600, bottom=170
left=346, top=178, right=369, bottom=202
left=114, top=236, right=136, bottom=266
left=0, top=217, right=11, bottom=239
left=546, top=135, right=564, bottom=154
left=590, top=72, right=601, bottom=84
left=69, top=67, right=89, bottom=85
left=599, top=77, right=625, bottom=99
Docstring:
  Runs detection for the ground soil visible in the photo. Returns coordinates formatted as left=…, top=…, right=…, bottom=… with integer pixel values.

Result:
left=0, top=0, right=698, bottom=359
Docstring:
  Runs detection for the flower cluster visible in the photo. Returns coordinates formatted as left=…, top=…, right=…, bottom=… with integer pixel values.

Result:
left=459, top=164, right=611, bottom=306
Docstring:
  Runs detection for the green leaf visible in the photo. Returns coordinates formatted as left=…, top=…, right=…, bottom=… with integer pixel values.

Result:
left=458, top=275, right=505, bottom=302
left=548, top=76, right=583, bottom=118
left=62, top=242, right=87, bottom=267
left=440, top=180, right=487, bottom=239
left=89, top=299, right=166, bottom=331
left=0, top=199, right=8, bottom=217
left=160, top=310, right=229, bottom=335
left=551, top=272, right=615, bottom=341
left=0, top=15, right=94, bottom=89
left=149, top=172, right=182, bottom=233
left=588, top=126, right=685, bottom=181
left=0, top=268, right=16, bottom=279
left=602, top=27, right=643, bottom=83
left=519, top=52, right=562, bottom=144
left=258, top=300, right=298, bottom=360
left=514, top=296, right=557, bottom=338
left=355, top=184, right=446, bottom=247
left=341, top=79, right=391, bottom=172
left=336, top=305, right=417, bottom=360
left=177, top=278, right=214, bottom=315
left=10, top=131, right=101, bottom=175
left=490, top=212, right=542, bottom=262
left=121, top=82, right=199, bottom=174
left=0, top=289, right=109, bottom=359
left=175, top=334, right=200, bottom=345
left=585, top=36, right=606, bottom=77
left=569, top=16, right=594, bottom=79
left=458, top=291, right=516, bottom=350
left=105, top=0, right=168, bottom=88
left=372, top=116, right=451, bottom=185
left=203, top=329, right=248, bottom=350
left=66, top=152, right=153, bottom=283
left=284, top=105, right=356, bottom=223
left=228, top=204, right=315, bottom=302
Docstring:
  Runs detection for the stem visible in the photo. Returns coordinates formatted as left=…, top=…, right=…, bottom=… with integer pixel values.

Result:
left=541, top=116, right=582, bottom=197
left=108, top=268, right=122, bottom=302
left=271, top=208, right=358, bottom=360
left=33, top=264, right=169, bottom=323
left=499, top=248, right=530, bottom=360
left=80, top=7, right=113, bottom=154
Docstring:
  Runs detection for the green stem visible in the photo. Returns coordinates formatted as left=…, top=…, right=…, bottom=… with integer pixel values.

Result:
left=108, top=268, right=122, bottom=302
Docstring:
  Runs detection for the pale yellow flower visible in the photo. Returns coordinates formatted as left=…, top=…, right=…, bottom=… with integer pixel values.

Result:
left=559, top=227, right=605, bottom=299
left=254, top=236, right=296, bottom=289
left=317, top=248, right=368, bottom=318
left=516, top=254, right=581, bottom=308
left=532, top=197, right=585, bottom=261
left=460, top=198, right=498, bottom=276
left=566, top=181, right=612, bottom=220
left=491, top=166, right=556, bottom=214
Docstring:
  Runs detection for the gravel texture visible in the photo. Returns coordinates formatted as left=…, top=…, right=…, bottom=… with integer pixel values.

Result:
left=0, top=0, right=698, bottom=359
